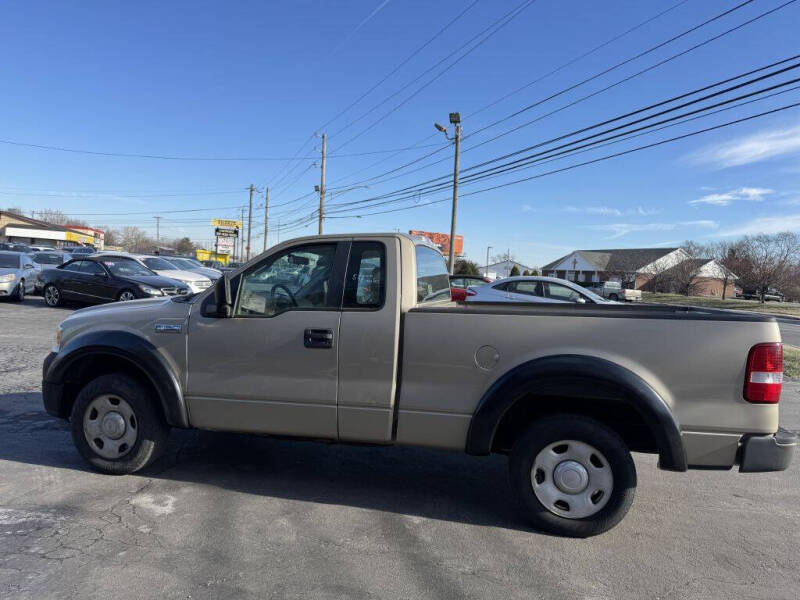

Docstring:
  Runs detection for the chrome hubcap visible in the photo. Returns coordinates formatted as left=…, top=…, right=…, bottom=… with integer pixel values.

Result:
left=119, top=291, right=135, bottom=301
left=46, top=286, right=58, bottom=305
left=531, top=440, right=613, bottom=519
left=83, top=394, right=137, bottom=459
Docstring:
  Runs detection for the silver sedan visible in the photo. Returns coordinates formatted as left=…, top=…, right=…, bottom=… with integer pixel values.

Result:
left=465, top=276, right=612, bottom=304
left=0, top=251, right=36, bottom=302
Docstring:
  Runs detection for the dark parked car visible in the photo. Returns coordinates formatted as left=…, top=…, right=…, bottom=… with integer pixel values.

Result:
left=39, top=255, right=190, bottom=307
left=0, top=242, right=32, bottom=253
left=64, top=245, right=96, bottom=256
left=741, top=288, right=785, bottom=302
left=449, top=274, right=492, bottom=302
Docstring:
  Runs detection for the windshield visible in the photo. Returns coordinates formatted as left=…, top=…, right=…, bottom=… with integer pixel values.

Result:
left=33, top=252, right=64, bottom=264
left=142, top=257, right=177, bottom=270
left=0, top=254, right=20, bottom=268
left=100, top=258, right=154, bottom=277
left=168, top=258, right=196, bottom=270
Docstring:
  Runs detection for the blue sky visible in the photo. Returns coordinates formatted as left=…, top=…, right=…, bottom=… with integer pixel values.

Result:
left=1, top=0, right=799, bottom=267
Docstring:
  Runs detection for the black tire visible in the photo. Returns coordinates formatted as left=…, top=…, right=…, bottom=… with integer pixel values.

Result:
left=509, top=415, right=636, bottom=537
left=117, top=289, right=137, bottom=302
left=608, top=293, right=619, bottom=301
left=11, top=280, right=25, bottom=302
left=70, top=373, right=169, bottom=474
left=44, top=284, right=63, bottom=307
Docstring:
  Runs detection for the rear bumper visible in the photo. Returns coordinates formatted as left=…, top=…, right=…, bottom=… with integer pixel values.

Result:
left=739, top=428, right=796, bottom=473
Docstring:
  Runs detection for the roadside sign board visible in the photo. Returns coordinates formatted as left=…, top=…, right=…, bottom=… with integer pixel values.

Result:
left=212, top=218, right=242, bottom=229
left=215, top=227, right=238, bottom=238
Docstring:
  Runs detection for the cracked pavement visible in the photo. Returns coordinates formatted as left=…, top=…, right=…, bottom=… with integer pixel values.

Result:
left=1, top=297, right=799, bottom=599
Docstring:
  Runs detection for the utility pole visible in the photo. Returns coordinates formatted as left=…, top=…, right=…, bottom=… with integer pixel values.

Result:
left=239, top=207, right=245, bottom=261
left=434, top=113, right=462, bottom=274
left=268, top=188, right=269, bottom=252
left=318, top=133, right=326, bottom=235
left=246, top=184, right=254, bottom=261
left=485, top=246, right=492, bottom=277
left=154, top=216, right=162, bottom=246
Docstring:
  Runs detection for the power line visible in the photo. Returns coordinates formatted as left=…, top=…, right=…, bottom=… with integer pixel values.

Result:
left=337, top=56, right=800, bottom=203
left=0, top=137, right=445, bottom=161
left=330, top=0, right=538, bottom=151
left=324, top=58, right=800, bottom=212
left=317, top=0, right=480, bottom=132
left=323, top=0, right=790, bottom=194
left=319, top=101, right=800, bottom=221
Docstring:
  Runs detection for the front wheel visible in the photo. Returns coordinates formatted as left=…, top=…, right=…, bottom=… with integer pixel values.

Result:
left=70, top=373, right=169, bottom=474
left=11, top=280, right=25, bottom=302
left=117, top=289, right=137, bottom=302
left=44, top=284, right=62, bottom=307
left=509, top=415, right=636, bottom=537
left=608, top=293, right=619, bottom=301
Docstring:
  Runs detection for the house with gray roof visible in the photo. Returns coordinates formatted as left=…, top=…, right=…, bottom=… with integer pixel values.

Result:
left=542, top=247, right=737, bottom=297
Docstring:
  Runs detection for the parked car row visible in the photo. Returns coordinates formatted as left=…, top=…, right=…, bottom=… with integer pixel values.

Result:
left=0, top=247, right=223, bottom=306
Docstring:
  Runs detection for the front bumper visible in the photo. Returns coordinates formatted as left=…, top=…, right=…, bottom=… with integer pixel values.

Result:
left=0, top=281, right=15, bottom=295
left=739, top=428, right=797, bottom=472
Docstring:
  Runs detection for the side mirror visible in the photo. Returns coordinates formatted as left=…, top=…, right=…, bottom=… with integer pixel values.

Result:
left=24, top=264, right=34, bottom=269
left=576, top=297, right=587, bottom=304
left=212, top=273, right=233, bottom=317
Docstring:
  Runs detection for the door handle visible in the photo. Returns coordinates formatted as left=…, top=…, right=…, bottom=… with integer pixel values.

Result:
left=304, top=328, right=334, bottom=349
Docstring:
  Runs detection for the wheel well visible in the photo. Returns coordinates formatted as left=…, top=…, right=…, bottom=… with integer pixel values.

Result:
left=491, top=394, right=659, bottom=455
left=60, top=353, right=161, bottom=420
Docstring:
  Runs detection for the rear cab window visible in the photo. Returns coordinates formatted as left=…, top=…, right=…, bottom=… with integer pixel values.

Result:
left=344, top=241, right=385, bottom=309
left=415, top=245, right=451, bottom=304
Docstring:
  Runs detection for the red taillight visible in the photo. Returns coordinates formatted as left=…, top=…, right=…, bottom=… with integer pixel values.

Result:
left=744, top=343, right=783, bottom=403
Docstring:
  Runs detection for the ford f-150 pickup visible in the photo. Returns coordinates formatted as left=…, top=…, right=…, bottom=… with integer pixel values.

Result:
left=42, top=233, right=796, bottom=537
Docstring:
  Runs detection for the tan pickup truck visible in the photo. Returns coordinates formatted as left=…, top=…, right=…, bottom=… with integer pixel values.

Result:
left=42, top=233, right=795, bottom=537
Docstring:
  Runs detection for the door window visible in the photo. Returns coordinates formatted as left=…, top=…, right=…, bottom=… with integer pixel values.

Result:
left=450, top=277, right=465, bottom=289
left=510, top=280, right=543, bottom=297
left=64, top=260, right=85, bottom=272
left=79, top=261, right=106, bottom=275
left=415, top=246, right=450, bottom=303
left=543, top=282, right=584, bottom=302
left=235, top=243, right=339, bottom=317
left=343, top=242, right=385, bottom=309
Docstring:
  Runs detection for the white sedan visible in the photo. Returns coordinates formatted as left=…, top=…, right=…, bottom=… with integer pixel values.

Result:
left=465, top=276, right=613, bottom=304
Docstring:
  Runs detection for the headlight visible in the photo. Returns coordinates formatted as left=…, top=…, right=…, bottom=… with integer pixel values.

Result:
left=53, top=326, right=63, bottom=353
left=139, top=285, right=163, bottom=296
left=0, top=273, right=16, bottom=282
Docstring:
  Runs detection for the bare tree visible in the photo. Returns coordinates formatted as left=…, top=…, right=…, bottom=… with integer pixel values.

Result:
left=735, top=232, right=800, bottom=303
left=100, top=227, right=119, bottom=247
left=1, top=206, right=24, bottom=215
left=119, top=226, right=155, bottom=253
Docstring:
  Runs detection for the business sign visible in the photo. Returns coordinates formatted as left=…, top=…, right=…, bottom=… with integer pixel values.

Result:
left=408, top=230, right=463, bottom=255
left=215, top=227, right=238, bottom=238
left=212, top=218, right=242, bottom=229
left=216, top=237, right=235, bottom=254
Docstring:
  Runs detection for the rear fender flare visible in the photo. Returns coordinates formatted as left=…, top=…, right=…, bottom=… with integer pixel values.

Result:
left=465, top=354, right=687, bottom=472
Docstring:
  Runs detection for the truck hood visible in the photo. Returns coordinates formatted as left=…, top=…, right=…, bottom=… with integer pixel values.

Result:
left=59, top=296, right=193, bottom=347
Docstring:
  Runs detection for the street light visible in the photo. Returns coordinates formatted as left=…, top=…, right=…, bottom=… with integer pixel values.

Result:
left=434, top=112, right=462, bottom=274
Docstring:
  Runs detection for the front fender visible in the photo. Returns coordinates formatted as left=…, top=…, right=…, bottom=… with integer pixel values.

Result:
left=465, top=354, right=687, bottom=472
left=43, top=330, right=188, bottom=428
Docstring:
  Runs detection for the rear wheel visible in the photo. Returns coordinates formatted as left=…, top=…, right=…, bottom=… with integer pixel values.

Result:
left=44, top=284, right=62, bottom=307
left=608, top=293, right=619, bottom=301
left=509, top=415, right=636, bottom=537
left=70, top=373, right=169, bottom=474
left=117, top=289, right=136, bottom=301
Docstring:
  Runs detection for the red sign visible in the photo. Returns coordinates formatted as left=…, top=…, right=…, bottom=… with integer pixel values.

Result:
left=408, top=230, right=463, bottom=255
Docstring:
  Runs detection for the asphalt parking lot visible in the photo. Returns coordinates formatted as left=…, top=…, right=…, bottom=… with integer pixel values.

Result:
left=2, top=297, right=799, bottom=599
